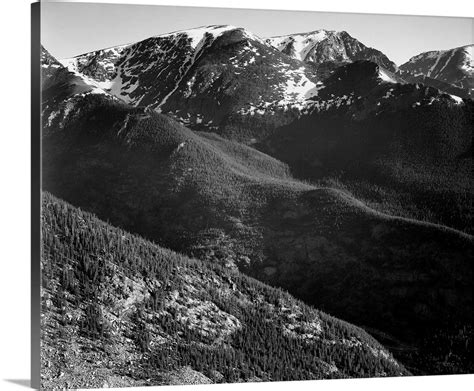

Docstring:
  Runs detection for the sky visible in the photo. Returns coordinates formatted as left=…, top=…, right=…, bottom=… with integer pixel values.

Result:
left=41, top=2, right=473, bottom=65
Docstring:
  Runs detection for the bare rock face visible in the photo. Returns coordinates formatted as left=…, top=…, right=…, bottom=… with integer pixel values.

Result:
left=163, top=367, right=213, bottom=385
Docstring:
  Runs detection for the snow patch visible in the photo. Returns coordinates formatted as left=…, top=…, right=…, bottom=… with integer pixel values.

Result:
left=378, top=69, right=397, bottom=83
left=449, top=94, right=463, bottom=104
left=164, top=25, right=239, bottom=49
left=267, top=30, right=330, bottom=61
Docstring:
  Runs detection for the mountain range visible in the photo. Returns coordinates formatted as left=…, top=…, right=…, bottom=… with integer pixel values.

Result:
left=40, top=24, right=473, bottom=388
left=58, top=26, right=473, bottom=121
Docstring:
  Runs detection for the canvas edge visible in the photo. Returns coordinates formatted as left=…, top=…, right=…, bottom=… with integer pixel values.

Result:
left=31, top=2, right=41, bottom=390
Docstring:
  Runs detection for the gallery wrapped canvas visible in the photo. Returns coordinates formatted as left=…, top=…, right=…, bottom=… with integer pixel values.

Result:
left=32, top=1, right=473, bottom=389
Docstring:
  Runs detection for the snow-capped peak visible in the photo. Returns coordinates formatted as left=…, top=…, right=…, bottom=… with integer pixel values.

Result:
left=400, top=44, right=473, bottom=94
left=154, top=25, right=242, bottom=49
left=266, top=30, right=333, bottom=61
left=266, top=29, right=397, bottom=72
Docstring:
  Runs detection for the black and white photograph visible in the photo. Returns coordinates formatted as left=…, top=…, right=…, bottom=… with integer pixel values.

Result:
left=32, top=1, right=474, bottom=389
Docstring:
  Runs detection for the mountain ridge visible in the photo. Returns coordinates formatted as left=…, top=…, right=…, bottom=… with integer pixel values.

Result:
left=57, top=25, right=320, bottom=135
left=53, top=26, right=472, bottom=145
left=399, top=44, right=473, bottom=97
left=266, top=29, right=397, bottom=72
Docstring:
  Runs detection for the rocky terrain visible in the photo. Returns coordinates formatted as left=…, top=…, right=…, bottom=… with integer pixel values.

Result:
left=41, top=193, right=406, bottom=389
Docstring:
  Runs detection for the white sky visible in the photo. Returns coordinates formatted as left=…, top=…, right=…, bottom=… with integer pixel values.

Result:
left=41, top=2, right=473, bottom=65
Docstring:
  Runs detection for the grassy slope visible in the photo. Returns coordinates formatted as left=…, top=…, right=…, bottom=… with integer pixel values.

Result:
left=41, top=192, right=405, bottom=389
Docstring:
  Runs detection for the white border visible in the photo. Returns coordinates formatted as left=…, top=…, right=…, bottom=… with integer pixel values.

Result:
left=0, top=1, right=472, bottom=390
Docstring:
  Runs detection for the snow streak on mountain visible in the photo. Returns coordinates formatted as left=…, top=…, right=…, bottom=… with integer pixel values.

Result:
left=266, top=30, right=397, bottom=72
left=57, top=25, right=407, bottom=130
left=399, top=45, right=473, bottom=97
left=59, top=26, right=319, bottom=114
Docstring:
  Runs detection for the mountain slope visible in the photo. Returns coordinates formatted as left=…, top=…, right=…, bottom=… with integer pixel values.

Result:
left=41, top=46, right=64, bottom=81
left=41, top=86, right=473, bottom=376
left=41, top=192, right=405, bottom=389
left=399, top=45, right=473, bottom=98
left=260, top=60, right=473, bottom=234
left=42, top=45, right=109, bottom=97
left=59, top=25, right=321, bottom=141
left=396, top=72, right=471, bottom=99
left=266, top=30, right=397, bottom=72
left=41, top=46, right=117, bottom=136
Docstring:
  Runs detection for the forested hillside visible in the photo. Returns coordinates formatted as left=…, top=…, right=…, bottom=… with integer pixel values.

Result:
left=41, top=192, right=405, bottom=389
left=260, top=61, right=473, bottom=234
left=41, top=92, right=473, bottom=375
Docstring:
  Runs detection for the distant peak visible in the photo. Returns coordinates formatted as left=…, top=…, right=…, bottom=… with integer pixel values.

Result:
left=151, top=25, right=261, bottom=49
left=404, top=44, right=473, bottom=66
left=154, top=24, right=244, bottom=38
left=268, top=29, right=336, bottom=39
